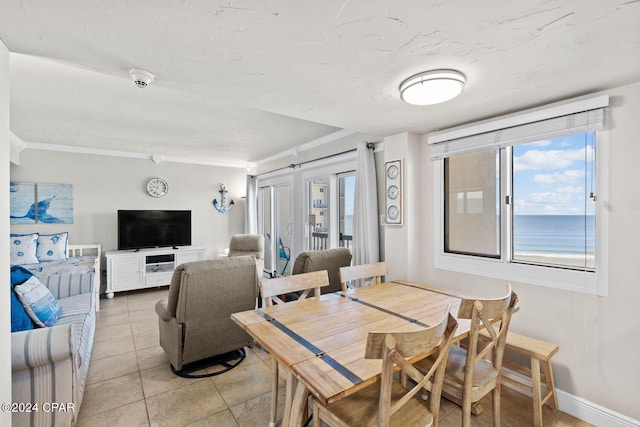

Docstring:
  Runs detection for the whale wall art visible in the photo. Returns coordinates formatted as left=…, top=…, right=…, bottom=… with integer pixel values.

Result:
left=10, top=182, right=74, bottom=224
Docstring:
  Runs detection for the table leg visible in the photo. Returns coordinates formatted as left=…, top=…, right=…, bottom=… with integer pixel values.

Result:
left=289, top=380, right=310, bottom=427
left=282, top=370, right=295, bottom=426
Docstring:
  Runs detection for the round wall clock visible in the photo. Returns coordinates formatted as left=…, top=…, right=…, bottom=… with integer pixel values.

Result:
left=146, top=177, right=168, bottom=197
left=387, top=185, right=399, bottom=200
left=387, top=164, right=399, bottom=179
left=387, top=205, right=399, bottom=221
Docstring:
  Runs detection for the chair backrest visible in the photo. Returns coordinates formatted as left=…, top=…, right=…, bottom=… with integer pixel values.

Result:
left=260, top=270, right=329, bottom=306
left=366, top=307, right=458, bottom=425
left=458, top=285, right=519, bottom=382
left=291, top=248, right=352, bottom=294
left=278, top=237, right=290, bottom=260
left=339, top=261, right=388, bottom=291
left=228, top=234, right=264, bottom=259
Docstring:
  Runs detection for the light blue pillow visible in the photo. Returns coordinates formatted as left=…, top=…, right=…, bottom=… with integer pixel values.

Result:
left=10, top=233, right=39, bottom=265
left=36, top=232, right=69, bottom=262
left=13, top=276, right=62, bottom=327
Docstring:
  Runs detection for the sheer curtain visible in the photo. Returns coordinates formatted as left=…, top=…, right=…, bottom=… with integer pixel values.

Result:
left=245, top=175, right=258, bottom=234
left=352, top=142, right=379, bottom=268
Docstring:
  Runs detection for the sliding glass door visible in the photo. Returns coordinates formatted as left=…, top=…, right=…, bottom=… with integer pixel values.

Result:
left=258, top=182, right=292, bottom=277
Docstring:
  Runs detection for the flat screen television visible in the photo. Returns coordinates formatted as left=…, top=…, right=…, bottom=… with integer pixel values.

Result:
left=117, top=210, right=192, bottom=250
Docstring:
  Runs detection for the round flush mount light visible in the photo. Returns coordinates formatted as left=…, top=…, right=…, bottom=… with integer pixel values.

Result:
left=399, top=69, right=466, bottom=105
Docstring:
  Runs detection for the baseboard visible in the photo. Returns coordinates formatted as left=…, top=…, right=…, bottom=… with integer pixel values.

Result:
left=500, top=370, right=639, bottom=427
left=555, top=389, right=640, bottom=427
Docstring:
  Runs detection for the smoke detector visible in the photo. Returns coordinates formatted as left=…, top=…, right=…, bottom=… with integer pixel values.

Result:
left=129, top=68, right=154, bottom=88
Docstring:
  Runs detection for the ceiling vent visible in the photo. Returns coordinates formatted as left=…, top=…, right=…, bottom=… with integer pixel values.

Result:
left=129, top=68, right=154, bottom=88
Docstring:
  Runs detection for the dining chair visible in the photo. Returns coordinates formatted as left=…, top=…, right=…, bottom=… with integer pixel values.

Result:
left=312, top=307, right=458, bottom=427
left=339, top=261, right=388, bottom=291
left=259, top=270, right=330, bottom=427
left=416, top=285, right=519, bottom=427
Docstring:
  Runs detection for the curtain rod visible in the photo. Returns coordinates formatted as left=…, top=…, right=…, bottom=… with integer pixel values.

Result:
left=254, top=142, right=375, bottom=178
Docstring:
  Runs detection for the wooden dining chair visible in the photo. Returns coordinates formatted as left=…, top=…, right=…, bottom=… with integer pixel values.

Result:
left=259, top=270, right=330, bottom=427
left=417, top=285, right=519, bottom=427
left=339, top=261, right=388, bottom=291
left=312, top=307, right=458, bottom=427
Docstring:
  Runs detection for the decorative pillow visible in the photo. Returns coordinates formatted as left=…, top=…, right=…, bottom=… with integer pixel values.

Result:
left=11, top=290, right=35, bottom=332
left=10, top=266, right=39, bottom=332
left=36, top=232, right=69, bottom=262
left=10, top=233, right=39, bottom=265
left=13, top=276, right=62, bottom=327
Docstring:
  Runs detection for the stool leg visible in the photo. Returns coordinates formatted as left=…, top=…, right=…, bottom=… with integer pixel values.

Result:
left=542, top=359, right=559, bottom=411
left=531, top=357, right=543, bottom=427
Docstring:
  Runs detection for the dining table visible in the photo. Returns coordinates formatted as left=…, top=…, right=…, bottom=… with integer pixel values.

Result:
left=231, top=279, right=474, bottom=427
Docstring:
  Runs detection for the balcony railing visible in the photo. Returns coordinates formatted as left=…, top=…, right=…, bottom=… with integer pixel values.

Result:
left=310, top=232, right=352, bottom=250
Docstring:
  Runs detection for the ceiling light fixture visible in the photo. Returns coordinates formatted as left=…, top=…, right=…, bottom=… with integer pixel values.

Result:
left=129, top=68, right=155, bottom=89
left=399, top=69, right=466, bottom=105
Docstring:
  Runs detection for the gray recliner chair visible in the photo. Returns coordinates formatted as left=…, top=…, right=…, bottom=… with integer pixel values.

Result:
left=292, top=247, right=352, bottom=294
left=228, top=234, right=265, bottom=277
left=155, top=256, right=258, bottom=375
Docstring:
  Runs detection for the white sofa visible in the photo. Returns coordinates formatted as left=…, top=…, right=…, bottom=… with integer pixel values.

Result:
left=11, top=272, right=96, bottom=427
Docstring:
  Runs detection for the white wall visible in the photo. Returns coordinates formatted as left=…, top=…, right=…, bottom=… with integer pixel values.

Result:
left=407, top=82, right=640, bottom=421
left=9, top=150, right=248, bottom=261
left=1, top=39, right=13, bottom=427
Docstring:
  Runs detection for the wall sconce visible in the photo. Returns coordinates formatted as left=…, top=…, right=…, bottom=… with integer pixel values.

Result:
left=213, top=184, right=235, bottom=214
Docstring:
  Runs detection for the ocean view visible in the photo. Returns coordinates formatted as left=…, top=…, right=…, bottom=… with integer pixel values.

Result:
left=513, top=215, right=595, bottom=269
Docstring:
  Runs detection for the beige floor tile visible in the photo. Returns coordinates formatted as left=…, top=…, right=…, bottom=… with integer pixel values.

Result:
left=211, top=355, right=273, bottom=407
left=87, top=351, right=139, bottom=385
left=140, top=363, right=208, bottom=398
left=81, top=372, right=144, bottom=418
left=137, top=345, right=169, bottom=371
left=230, top=387, right=286, bottom=427
left=92, top=332, right=135, bottom=360
left=94, top=322, right=133, bottom=342
left=98, top=296, right=130, bottom=314
left=77, top=399, right=149, bottom=427
left=95, top=311, right=131, bottom=328
left=146, top=380, right=227, bottom=427
left=134, top=330, right=160, bottom=351
left=131, top=318, right=159, bottom=335
left=185, top=409, right=239, bottom=427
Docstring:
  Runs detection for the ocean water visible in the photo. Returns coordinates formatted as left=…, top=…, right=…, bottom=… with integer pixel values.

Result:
left=513, top=215, right=595, bottom=256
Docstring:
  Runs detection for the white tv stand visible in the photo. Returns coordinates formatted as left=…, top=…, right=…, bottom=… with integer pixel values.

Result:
left=105, top=245, right=206, bottom=298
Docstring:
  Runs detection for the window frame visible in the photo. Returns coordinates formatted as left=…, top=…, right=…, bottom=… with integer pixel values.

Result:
left=431, top=98, right=609, bottom=296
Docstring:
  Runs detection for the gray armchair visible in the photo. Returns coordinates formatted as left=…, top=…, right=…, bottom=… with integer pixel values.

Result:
left=292, top=247, right=352, bottom=294
left=228, top=234, right=265, bottom=277
left=155, top=256, right=258, bottom=373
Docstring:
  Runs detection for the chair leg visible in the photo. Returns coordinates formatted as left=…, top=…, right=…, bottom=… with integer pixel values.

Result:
left=543, top=359, right=559, bottom=411
left=531, top=357, right=543, bottom=427
left=270, top=357, right=278, bottom=427
left=462, top=394, right=472, bottom=427
left=492, top=384, right=501, bottom=427
left=312, top=401, right=321, bottom=427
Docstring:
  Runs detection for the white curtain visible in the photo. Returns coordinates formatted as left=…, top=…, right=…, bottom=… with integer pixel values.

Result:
left=245, top=175, right=258, bottom=234
left=352, top=142, right=379, bottom=268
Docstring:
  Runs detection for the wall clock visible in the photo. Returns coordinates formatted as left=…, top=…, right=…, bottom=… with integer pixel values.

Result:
left=384, top=159, right=403, bottom=225
left=146, top=177, right=168, bottom=198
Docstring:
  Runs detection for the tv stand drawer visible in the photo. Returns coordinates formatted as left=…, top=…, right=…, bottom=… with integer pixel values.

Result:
left=146, top=272, right=173, bottom=286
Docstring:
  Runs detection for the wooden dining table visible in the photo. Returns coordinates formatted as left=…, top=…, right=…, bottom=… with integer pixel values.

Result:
left=231, top=280, right=474, bottom=427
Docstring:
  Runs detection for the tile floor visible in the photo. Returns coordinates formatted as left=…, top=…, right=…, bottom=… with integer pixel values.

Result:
left=78, top=287, right=593, bottom=427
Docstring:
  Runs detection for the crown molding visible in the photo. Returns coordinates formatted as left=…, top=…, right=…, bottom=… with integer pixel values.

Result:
left=15, top=140, right=255, bottom=169
left=255, top=129, right=356, bottom=165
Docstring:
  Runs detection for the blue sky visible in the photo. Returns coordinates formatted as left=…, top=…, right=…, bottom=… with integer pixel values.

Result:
left=512, top=132, right=595, bottom=215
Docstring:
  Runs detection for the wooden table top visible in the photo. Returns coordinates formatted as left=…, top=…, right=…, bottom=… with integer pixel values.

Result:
left=231, top=280, right=472, bottom=407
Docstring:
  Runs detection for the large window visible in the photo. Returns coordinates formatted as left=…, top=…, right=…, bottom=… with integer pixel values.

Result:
left=432, top=96, right=608, bottom=295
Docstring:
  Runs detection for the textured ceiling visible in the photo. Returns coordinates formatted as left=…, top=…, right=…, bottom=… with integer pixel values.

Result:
left=2, top=0, right=639, bottom=165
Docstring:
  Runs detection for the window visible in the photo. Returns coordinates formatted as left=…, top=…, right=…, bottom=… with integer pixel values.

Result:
left=431, top=96, right=608, bottom=295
